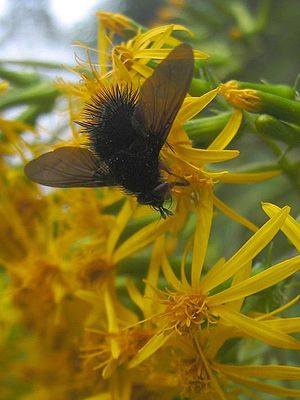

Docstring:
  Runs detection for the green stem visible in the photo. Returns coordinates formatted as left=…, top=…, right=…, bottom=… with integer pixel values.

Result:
left=0, top=67, right=40, bottom=87
left=0, top=81, right=59, bottom=111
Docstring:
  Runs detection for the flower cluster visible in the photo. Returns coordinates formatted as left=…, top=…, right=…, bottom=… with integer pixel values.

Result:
left=1, top=10, right=300, bottom=400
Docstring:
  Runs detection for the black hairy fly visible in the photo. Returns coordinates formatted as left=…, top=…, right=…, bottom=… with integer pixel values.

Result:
left=25, top=43, right=194, bottom=218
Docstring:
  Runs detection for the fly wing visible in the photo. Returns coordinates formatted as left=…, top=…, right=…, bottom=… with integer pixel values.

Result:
left=132, top=43, right=194, bottom=151
left=25, top=146, right=116, bottom=188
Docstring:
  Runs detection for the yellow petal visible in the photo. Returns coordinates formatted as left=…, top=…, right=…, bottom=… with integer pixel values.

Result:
left=102, top=359, right=118, bottom=379
left=230, top=261, right=252, bottom=312
left=208, top=108, right=243, bottom=150
left=218, top=363, right=300, bottom=380
left=75, top=289, right=101, bottom=306
left=176, top=88, right=219, bottom=123
left=151, top=24, right=175, bottom=50
left=144, top=237, right=166, bottom=317
left=98, top=20, right=109, bottom=75
left=191, top=186, right=213, bottom=288
left=213, top=195, right=258, bottom=232
left=201, top=206, right=290, bottom=291
left=204, top=170, right=229, bottom=180
left=135, top=48, right=208, bottom=60
left=208, top=255, right=300, bottom=306
left=172, top=145, right=239, bottom=164
left=162, top=254, right=185, bottom=291
left=85, top=393, right=111, bottom=400
left=128, top=331, right=173, bottom=368
left=219, top=170, right=280, bottom=183
left=213, top=305, right=300, bottom=349
left=262, top=202, right=300, bottom=251
left=193, top=49, right=210, bottom=59
left=125, top=278, right=145, bottom=311
left=112, top=53, right=132, bottom=82
left=113, top=219, right=170, bottom=264
left=131, top=60, right=154, bottom=79
left=133, top=24, right=191, bottom=49
left=180, top=236, right=193, bottom=289
left=114, top=297, right=138, bottom=325
left=106, top=199, right=135, bottom=260
left=262, top=317, right=300, bottom=334
left=104, top=287, right=121, bottom=359
left=219, top=366, right=300, bottom=398
left=97, top=11, right=134, bottom=36
left=145, top=237, right=165, bottom=289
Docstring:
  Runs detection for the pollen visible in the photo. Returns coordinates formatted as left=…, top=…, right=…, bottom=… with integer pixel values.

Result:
left=161, top=291, right=217, bottom=334
left=218, top=81, right=260, bottom=111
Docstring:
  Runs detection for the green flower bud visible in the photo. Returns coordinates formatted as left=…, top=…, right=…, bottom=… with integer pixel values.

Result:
left=219, top=80, right=300, bottom=124
left=256, top=114, right=300, bottom=147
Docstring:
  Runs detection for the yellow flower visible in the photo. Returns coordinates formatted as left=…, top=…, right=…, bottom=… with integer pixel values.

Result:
left=0, top=118, right=34, bottom=160
left=2, top=10, right=299, bottom=400
left=97, top=11, right=138, bottom=38
left=219, top=80, right=300, bottom=126
left=1, top=165, right=177, bottom=398
left=57, top=12, right=280, bottom=231
left=160, top=100, right=279, bottom=231
left=219, top=80, right=260, bottom=111
left=126, top=203, right=300, bottom=398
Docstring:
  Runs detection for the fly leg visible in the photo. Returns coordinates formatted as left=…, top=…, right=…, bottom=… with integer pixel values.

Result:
left=159, top=160, right=190, bottom=187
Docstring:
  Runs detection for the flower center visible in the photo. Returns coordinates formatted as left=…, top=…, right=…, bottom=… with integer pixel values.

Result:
left=77, top=258, right=113, bottom=286
left=161, top=292, right=216, bottom=334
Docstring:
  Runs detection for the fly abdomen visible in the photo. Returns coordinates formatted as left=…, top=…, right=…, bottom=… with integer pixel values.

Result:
left=108, top=151, right=161, bottom=195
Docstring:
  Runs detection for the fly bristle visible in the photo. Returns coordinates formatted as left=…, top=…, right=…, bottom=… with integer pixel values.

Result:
left=79, top=84, right=139, bottom=160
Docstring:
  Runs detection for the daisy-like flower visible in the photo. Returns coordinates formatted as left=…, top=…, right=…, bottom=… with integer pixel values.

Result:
left=58, top=12, right=280, bottom=232
left=124, top=202, right=300, bottom=399
left=0, top=164, right=178, bottom=398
